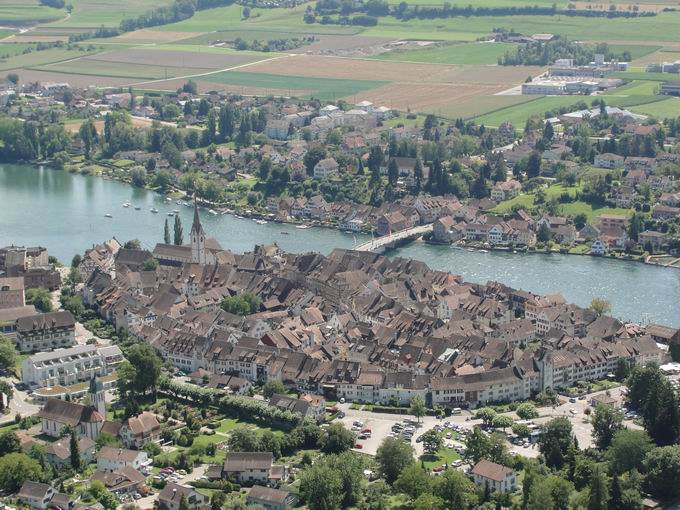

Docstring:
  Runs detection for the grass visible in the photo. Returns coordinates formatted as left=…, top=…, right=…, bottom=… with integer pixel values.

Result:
left=420, top=446, right=461, bottom=469
left=609, top=71, right=680, bottom=82
left=0, top=43, right=38, bottom=59
left=492, top=184, right=633, bottom=222
left=372, top=41, right=518, bottom=65
left=47, top=0, right=176, bottom=28
left=630, top=96, right=680, bottom=118
left=0, top=1, right=64, bottom=23
left=200, top=70, right=387, bottom=100
left=0, top=48, right=97, bottom=72
left=35, top=59, right=212, bottom=80
left=437, top=95, right=536, bottom=121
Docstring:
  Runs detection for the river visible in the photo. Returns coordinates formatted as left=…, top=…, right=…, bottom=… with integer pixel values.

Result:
left=1, top=163, right=678, bottom=326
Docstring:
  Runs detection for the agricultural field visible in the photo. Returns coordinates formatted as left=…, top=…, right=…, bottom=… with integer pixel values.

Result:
left=372, top=42, right=519, bottom=65
left=0, top=47, right=98, bottom=72
left=0, top=1, right=64, bottom=23
left=44, top=0, right=176, bottom=28
left=197, top=70, right=387, bottom=101
left=34, top=59, right=211, bottom=80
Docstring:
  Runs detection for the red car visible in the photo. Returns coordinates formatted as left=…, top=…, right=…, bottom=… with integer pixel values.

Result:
left=355, top=443, right=363, bottom=449
left=362, top=428, right=372, bottom=434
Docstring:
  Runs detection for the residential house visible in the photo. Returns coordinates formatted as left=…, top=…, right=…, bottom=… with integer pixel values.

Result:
left=45, top=436, right=95, bottom=467
left=490, top=180, right=521, bottom=201
left=15, top=311, right=76, bottom=353
left=214, top=452, right=287, bottom=485
left=91, top=466, right=146, bottom=496
left=16, top=482, right=56, bottom=510
left=594, top=153, right=624, bottom=169
left=247, top=486, right=298, bottom=510
left=313, top=158, right=339, bottom=179
left=97, top=447, right=149, bottom=472
left=120, top=412, right=161, bottom=449
left=158, top=483, right=209, bottom=510
left=471, top=460, right=517, bottom=493
left=0, top=276, right=25, bottom=309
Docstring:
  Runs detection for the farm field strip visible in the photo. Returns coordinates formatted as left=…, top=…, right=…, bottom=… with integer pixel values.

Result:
left=45, top=0, right=176, bottom=28
left=0, top=48, right=99, bottom=72
left=79, top=47, right=267, bottom=69
left=31, top=59, right=212, bottom=80
left=371, top=42, right=519, bottom=65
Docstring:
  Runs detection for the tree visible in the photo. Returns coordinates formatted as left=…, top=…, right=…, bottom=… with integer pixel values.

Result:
left=362, top=480, right=389, bottom=510
left=606, top=429, right=653, bottom=475
left=320, top=423, right=355, bottom=454
left=228, top=427, right=260, bottom=452
left=591, top=404, right=624, bottom=449
left=89, top=480, right=118, bottom=510
left=79, top=118, right=98, bottom=159
left=587, top=464, right=609, bottom=510
left=164, top=218, right=171, bottom=244
left=395, top=464, right=431, bottom=500
left=537, top=222, right=552, bottom=243
left=0, top=335, right=18, bottom=373
left=95, top=432, right=121, bottom=450
left=590, top=298, right=611, bottom=316
left=512, top=422, right=531, bottom=439
left=475, top=407, right=497, bottom=425
left=409, top=395, right=426, bottom=423
left=6, top=73, right=18, bottom=85
left=643, top=445, right=680, bottom=499
left=25, top=287, right=52, bottom=312
left=433, top=469, right=478, bottom=510
left=221, top=292, right=261, bottom=316
left=262, top=380, right=286, bottom=399
left=69, top=429, right=81, bottom=471
left=0, top=432, right=20, bottom=456
left=303, top=145, right=326, bottom=176
left=516, top=402, right=539, bottom=420
left=492, top=415, right=513, bottom=431
left=300, top=460, right=343, bottom=510
left=375, top=437, right=414, bottom=484
left=413, top=493, right=444, bottom=510
left=333, top=451, right=365, bottom=508
left=527, top=151, right=542, bottom=178
left=122, top=343, right=161, bottom=397
left=0, top=453, right=43, bottom=492
left=421, top=429, right=443, bottom=453
left=526, top=478, right=555, bottom=510
left=538, top=417, right=573, bottom=469
left=173, top=215, right=184, bottom=245
left=387, top=158, right=399, bottom=186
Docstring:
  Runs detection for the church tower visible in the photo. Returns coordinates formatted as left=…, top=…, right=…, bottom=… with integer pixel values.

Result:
left=191, top=199, right=206, bottom=265
left=89, top=376, right=106, bottom=416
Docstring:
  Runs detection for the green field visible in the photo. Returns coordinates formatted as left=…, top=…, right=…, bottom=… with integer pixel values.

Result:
left=492, top=184, right=633, bottom=222
left=200, top=70, right=386, bottom=100
left=421, top=446, right=462, bottom=469
left=35, top=59, right=211, bottom=80
left=373, top=42, right=518, bottom=65
left=604, top=79, right=660, bottom=96
left=630, top=96, right=680, bottom=118
left=47, top=0, right=176, bottom=28
left=609, top=71, right=680, bottom=82
left=0, top=43, right=36, bottom=59
left=435, top=95, right=536, bottom=120
left=0, top=1, right=64, bottom=23
left=0, top=48, right=96, bottom=71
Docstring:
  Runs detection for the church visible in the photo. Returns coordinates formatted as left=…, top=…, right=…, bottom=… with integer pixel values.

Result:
left=152, top=202, right=224, bottom=266
left=38, top=377, right=107, bottom=440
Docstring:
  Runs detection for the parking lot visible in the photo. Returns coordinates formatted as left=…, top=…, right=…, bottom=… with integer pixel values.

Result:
left=335, top=385, right=635, bottom=463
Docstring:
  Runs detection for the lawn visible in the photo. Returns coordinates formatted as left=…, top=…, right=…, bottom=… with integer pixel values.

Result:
left=420, top=446, right=461, bottom=469
left=200, top=70, right=387, bottom=101
left=372, top=42, right=518, bottom=65
left=492, top=184, right=633, bottom=222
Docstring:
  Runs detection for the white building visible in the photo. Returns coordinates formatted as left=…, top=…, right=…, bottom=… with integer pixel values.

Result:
left=22, top=344, right=124, bottom=389
left=97, top=447, right=149, bottom=472
left=471, top=460, right=516, bottom=493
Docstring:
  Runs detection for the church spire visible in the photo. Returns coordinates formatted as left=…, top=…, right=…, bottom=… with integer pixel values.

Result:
left=191, top=197, right=203, bottom=235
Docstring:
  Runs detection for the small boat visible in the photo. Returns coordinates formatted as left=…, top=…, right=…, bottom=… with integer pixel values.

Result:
left=184, top=202, right=192, bottom=208
left=165, top=197, right=172, bottom=202
left=172, top=209, right=179, bottom=214
left=296, top=224, right=311, bottom=229
left=208, top=209, right=218, bottom=215
left=150, top=208, right=159, bottom=214
left=281, top=231, right=289, bottom=235
left=167, top=212, right=175, bottom=216
left=254, top=219, right=268, bottom=225
left=122, top=202, right=130, bottom=208
left=134, top=206, right=141, bottom=210
left=104, top=213, right=112, bottom=218
left=176, top=200, right=183, bottom=205
left=479, top=249, right=489, bottom=253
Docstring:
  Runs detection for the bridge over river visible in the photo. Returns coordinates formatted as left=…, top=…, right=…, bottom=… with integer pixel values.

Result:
left=355, top=224, right=434, bottom=253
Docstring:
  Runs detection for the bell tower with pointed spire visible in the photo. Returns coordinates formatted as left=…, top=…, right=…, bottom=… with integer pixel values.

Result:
left=191, top=198, right=206, bottom=264
left=89, top=376, right=106, bottom=416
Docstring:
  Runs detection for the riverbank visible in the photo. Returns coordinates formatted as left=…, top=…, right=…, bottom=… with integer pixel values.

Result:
left=2, top=162, right=679, bottom=325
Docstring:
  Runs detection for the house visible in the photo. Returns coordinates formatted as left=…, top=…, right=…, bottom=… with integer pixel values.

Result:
left=45, top=436, right=95, bottom=467
left=490, top=180, right=522, bottom=201
left=15, top=310, right=76, bottom=353
left=433, top=216, right=465, bottom=243
left=265, top=120, right=291, bottom=140
left=16, top=481, right=55, bottom=510
left=120, top=412, right=161, bottom=449
left=217, top=452, right=287, bottom=485
left=594, top=153, right=624, bottom=169
left=97, top=447, right=149, bottom=472
left=590, top=393, right=618, bottom=408
left=0, top=276, right=25, bottom=309
left=376, top=212, right=412, bottom=237
left=158, top=483, right=209, bottom=510
left=91, top=466, right=146, bottom=495
left=590, top=239, right=608, bottom=256
left=652, top=205, right=680, bottom=220
left=268, top=393, right=325, bottom=422
left=247, top=486, right=298, bottom=510
left=471, top=460, right=516, bottom=493
left=639, top=230, right=666, bottom=251
left=313, top=158, right=339, bottom=179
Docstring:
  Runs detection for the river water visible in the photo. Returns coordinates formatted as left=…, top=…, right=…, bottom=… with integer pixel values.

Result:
left=1, top=164, right=678, bottom=326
